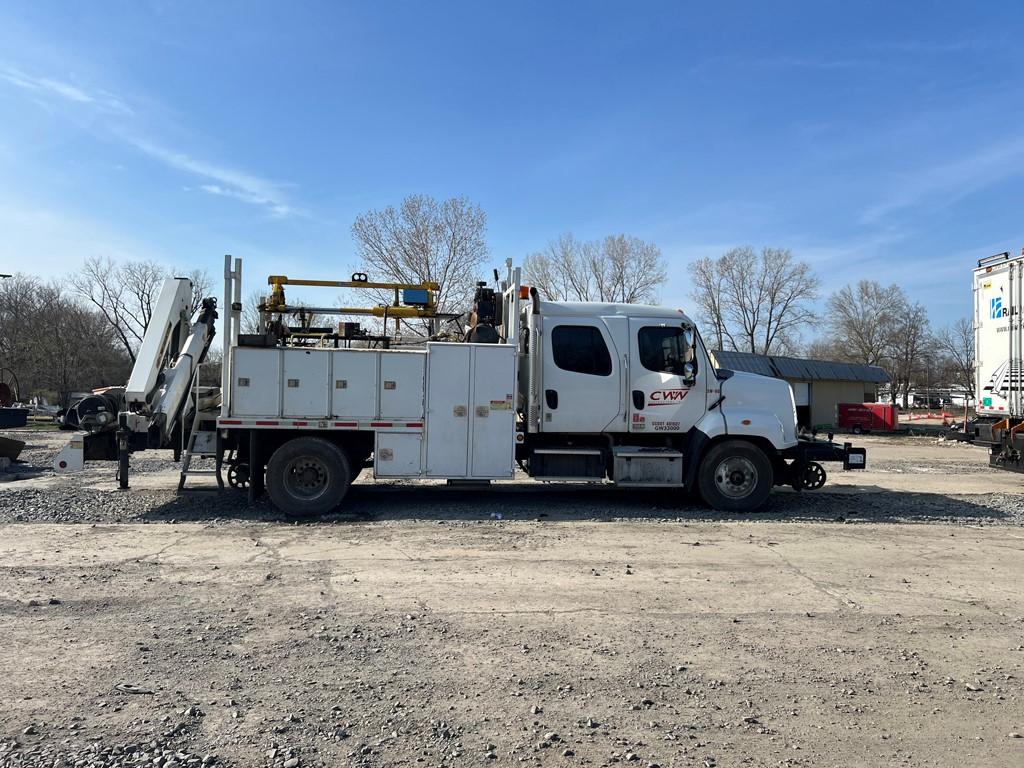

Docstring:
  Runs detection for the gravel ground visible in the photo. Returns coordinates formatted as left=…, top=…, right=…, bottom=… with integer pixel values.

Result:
left=2, top=430, right=1023, bottom=527
left=1, top=429, right=1023, bottom=767
left=2, top=483, right=1024, bottom=527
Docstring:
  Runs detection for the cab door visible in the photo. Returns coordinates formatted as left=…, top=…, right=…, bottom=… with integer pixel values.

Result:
left=540, top=317, right=622, bottom=433
left=627, top=319, right=707, bottom=434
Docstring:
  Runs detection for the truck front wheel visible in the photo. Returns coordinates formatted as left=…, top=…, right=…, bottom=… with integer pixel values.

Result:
left=266, top=437, right=351, bottom=516
left=697, top=440, right=773, bottom=512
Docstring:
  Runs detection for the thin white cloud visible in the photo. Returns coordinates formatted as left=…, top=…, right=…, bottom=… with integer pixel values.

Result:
left=0, top=65, right=131, bottom=113
left=0, top=63, right=295, bottom=217
left=865, top=38, right=988, bottom=55
left=199, top=184, right=292, bottom=219
left=861, top=136, right=1024, bottom=223
left=754, top=56, right=871, bottom=70
left=128, top=138, right=295, bottom=218
left=689, top=55, right=874, bottom=77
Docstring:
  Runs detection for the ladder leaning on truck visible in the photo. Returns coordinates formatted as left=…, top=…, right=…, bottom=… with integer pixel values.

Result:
left=55, top=255, right=866, bottom=513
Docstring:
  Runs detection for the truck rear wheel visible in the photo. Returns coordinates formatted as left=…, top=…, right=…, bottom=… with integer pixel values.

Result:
left=266, top=437, right=351, bottom=516
left=697, top=439, right=773, bottom=512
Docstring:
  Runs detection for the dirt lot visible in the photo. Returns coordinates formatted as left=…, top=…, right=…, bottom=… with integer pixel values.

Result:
left=1, top=432, right=1022, bottom=767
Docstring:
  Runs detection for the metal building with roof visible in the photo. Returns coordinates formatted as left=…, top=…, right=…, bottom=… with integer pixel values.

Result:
left=712, top=349, right=890, bottom=429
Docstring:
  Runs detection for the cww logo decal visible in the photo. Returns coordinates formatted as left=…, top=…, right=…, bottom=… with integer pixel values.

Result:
left=649, top=389, right=689, bottom=406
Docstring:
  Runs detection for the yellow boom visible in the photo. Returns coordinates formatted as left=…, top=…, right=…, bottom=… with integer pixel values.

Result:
left=259, top=273, right=451, bottom=328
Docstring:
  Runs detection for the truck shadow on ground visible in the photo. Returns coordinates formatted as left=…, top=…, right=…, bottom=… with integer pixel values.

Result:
left=140, top=482, right=1017, bottom=526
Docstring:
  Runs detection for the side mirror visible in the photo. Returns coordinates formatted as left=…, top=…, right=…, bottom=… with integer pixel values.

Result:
left=682, top=326, right=695, bottom=363
left=683, top=361, right=697, bottom=382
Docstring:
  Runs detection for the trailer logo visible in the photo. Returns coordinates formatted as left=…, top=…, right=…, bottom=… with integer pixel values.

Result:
left=649, top=388, right=689, bottom=406
left=991, top=297, right=1005, bottom=319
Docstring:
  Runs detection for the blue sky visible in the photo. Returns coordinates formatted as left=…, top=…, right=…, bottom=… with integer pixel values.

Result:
left=1, top=1, right=1022, bottom=331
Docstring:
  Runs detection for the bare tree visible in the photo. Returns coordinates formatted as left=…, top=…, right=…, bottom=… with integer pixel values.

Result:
left=0, top=274, right=41, bottom=389
left=524, top=233, right=666, bottom=304
left=688, top=256, right=728, bottom=351
left=688, top=247, right=819, bottom=355
left=935, top=317, right=975, bottom=400
left=185, top=268, right=213, bottom=315
left=37, top=286, right=130, bottom=405
left=889, top=302, right=933, bottom=407
left=241, top=289, right=265, bottom=334
left=822, top=280, right=942, bottom=405
left=0, top=274, right=130, bottom=404
left=75, top=256, right=145, bottom=362
left=199, top=346, right=223, bottom=387
left=803, top=337, right=841, bottom=360
left=120, top=259, right=166, bottom=338
left=826, top=281, right=905, bottom=366
left=75, top=257, right=215, bottom=362
left=523, top=233, right=595, bottom=302
left=351, top=195, right=489, bottom=324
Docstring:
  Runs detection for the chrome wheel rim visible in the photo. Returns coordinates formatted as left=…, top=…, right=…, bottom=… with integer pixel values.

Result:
left=714, top=456, right=757, bottom=499
left=283, top=455, right=329, bottom=500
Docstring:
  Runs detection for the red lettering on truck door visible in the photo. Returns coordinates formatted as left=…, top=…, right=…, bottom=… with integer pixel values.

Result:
left=649, top=389, right=689, bottom=406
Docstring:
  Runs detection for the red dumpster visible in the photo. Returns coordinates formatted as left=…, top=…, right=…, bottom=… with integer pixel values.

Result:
left=836, top=403, right=897, bottom=433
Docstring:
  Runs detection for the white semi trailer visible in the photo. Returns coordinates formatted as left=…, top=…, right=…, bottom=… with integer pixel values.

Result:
left=974, top=249, right=1024, bottom=469
left=56, top=256, right=865, bottom=513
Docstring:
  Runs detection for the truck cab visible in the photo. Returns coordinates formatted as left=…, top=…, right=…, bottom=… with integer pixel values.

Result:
left=515, top=295, right=829, bottom=509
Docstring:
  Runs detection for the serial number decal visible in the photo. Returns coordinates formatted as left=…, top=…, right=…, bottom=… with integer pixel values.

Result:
left=652, top=421, right=681, bottom=432
left=649, top=388, right=689, bottom=406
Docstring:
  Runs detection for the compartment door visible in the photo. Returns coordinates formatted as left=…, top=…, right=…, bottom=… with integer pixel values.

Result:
left=374, top=432, right=423, bottom=477
left=331, top=350, right=378, bottom=419
left=282, top=349, right=330, bottom=418
left=231, top=348, right=281, bottom=417
left=379, top=353, right=426, bottom=419
left=470, top=345, right=515, bottom=478
left=425, top=344, right=471, bottom=477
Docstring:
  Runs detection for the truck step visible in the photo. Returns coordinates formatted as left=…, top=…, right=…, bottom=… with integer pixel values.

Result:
left=611, top=446, right=684, bottom=486
left=530, top=448, right=605, bottom=480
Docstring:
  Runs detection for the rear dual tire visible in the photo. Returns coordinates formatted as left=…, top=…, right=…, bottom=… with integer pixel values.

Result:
left=266, top=437, right=352, bottom=516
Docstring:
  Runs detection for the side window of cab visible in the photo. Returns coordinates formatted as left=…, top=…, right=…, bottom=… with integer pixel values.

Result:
left=638, top=326, right=695, bottom=376
left=551, top=325, right=612, bottom=376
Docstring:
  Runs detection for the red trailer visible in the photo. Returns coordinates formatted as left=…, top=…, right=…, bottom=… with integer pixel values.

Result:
left=836, top=403, right=897, bottom=433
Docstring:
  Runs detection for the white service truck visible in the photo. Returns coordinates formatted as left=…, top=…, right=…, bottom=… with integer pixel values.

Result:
left=974, top=249, right=1024, bottom=469
left=56, top=256, right=866, bottom=513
